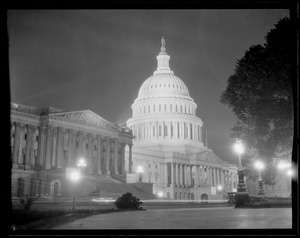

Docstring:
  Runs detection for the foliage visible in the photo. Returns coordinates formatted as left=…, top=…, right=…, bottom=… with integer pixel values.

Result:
left=19, top=195, right=38, bottom=211
left=113, top=192, right=143, bottom=210
left=220, top=17, right=295, bottom=185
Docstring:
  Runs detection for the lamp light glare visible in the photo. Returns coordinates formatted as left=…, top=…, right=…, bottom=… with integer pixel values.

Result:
left=217, top=185, right=222, bottom=191
left=136, top=165, right=144, bottom=173
left=277, top=160, right=291, bottom=170
left=70, top=171, right=80, bottom=181
left=254, top=161, right=265, bottom=170
left=287, top=169, right=293, bottom=177
left=157, top=191, right=164, bottom=198
left=234, top=141, right=244, bottom=154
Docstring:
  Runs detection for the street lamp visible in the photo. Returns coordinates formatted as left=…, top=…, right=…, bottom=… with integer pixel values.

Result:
left=136, top=165, right=144, bottom=182
left=66, top=168, right=81, bottom=212
left=233, top=140, right=247, bottom=193
left=254, top=160, right=265, bottom=195
left=77, top=158, right=87, bottom=168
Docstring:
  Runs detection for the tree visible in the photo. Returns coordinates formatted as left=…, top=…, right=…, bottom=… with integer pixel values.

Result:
left=220, top=17, right=294, bottom=185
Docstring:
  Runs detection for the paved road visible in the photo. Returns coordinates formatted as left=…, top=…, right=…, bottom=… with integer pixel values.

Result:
left=52, top=207, right=292, bottom=229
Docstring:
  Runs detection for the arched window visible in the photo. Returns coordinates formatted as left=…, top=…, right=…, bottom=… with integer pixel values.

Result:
left=17, top=177, right=24, bottom=197
left=30, top=178, right=37, bottom=197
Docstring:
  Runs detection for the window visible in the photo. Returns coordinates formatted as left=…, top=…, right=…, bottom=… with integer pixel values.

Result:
left=159, top=104, right=161, bottom=112
left=24, top=134, right=27, bottom=140
left=148, top=105, right=150, bottom=112
left=164, top=124, right=168, bottom=137
left=159, top=125, right=162, bottom=136
left=164, top=104, right=167, bottom=111
left=153, top=126, right=155, bottom=136
left=170, top=104, right=172, bottom=112
left=153, top=105, right=156, bottom=112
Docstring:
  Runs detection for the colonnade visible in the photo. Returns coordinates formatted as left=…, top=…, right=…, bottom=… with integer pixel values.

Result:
left=11, top=122, right=133, bottom=175
left=132, top=121, right=202, bottom=142
left=162, top=162, right=236, bottom=190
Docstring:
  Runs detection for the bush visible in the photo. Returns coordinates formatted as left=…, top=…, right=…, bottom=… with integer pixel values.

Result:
left=19, top=195, right=38, bottom=211
left=113, top=192, right=143, bottom=210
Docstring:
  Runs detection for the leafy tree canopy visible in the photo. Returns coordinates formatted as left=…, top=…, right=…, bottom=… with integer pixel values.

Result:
left=220, top=17, right=295, bottom=185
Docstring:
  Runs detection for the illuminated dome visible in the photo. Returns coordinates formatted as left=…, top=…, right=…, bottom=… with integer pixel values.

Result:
left=127, top=37, right=204, bottom=153
left=135, top=38, right=192, bottom=103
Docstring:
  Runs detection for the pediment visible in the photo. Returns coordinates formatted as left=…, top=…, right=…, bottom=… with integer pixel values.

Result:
left=196, top=150, right=224, bottom=165
left=49, top=110, right=119, bottom=130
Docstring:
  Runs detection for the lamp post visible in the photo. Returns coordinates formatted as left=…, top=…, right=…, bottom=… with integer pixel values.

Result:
left=66, top=168, right=81, bottom=212
left=233, top=140, right=247, bottom=193
left=254, top=160, right=265, bottom=196
left=77, top=158, right=86, bottom=197
left=136, top=165, right=144, bottom=182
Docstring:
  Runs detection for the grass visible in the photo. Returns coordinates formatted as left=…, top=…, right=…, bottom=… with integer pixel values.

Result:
left=12, top=207, right=147, bottom=230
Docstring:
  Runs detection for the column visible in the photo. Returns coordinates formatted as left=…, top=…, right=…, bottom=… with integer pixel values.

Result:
left=45, top=125, right=53, bottom=169
left=170, top=163, right=174, bottom=186
left=56, top=127, right=63, bottom=168
left=87, top=133, right=93, bottom=174
left=195, top=165, right=199, bottom=187
left=51, top=127, right=58, bottom=168
left=168, top=121, right=171, bottom=138
left=182, top=164, right=185, bottom=187
left=216, top=168, right=219, bottom=186
left=29, top=126, right=36, bottom=166
left=114, top=139, right=119, bottom=175
left=66, top=129, right=73, bottom=168
left=37, top=126, right=46, bottom=168
left=175, top=163, right=178, bottom=186
left=164, top=163, right=168, bottom=186
left=187, top=123, right=191, bottom=140
left=120, top=143, right=126, bottom=174
left=12, top=122, right=21, bottom=166
left=128, top=143, right=133, bottom=173
left=179, top=164, right=182, bottom=187
left=77, top=132, right=84, bottom=159
left=221, top=169, right=225, bottom=188
left=174, top=121, right=178, bottom=139
left=207, top=167, right=211, bottom=186
left=97, top=135, right=103, bottom=174
left=105, top=137, right=111, bottom=175
left=24, top=125, right=33, bottom=168
left=190, top=165, right=194, bottom=187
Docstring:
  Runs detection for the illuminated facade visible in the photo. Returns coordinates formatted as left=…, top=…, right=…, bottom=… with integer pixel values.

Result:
left=126, top=38, right=238, bottom=200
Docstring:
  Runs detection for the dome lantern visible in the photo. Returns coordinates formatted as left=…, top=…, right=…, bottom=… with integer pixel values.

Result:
left=154, top=36, right=172, bottom=74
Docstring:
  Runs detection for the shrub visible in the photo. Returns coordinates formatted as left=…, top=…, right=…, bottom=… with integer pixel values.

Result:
left=113, top=192, right=143, bottom=210
left=19, top=195, right=38, bottom=211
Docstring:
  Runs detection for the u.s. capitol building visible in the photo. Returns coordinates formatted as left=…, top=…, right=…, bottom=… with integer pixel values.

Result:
left=10, top=38, right=238, bottom=201
left=125, top=38, right=238, bottom=200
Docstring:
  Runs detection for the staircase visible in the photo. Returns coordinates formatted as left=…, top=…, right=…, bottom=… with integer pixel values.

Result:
left=82, top=175, right=156, bottom=200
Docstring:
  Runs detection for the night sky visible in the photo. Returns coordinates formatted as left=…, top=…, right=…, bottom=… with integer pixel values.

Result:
left=8, top=9, right=289, bottom=165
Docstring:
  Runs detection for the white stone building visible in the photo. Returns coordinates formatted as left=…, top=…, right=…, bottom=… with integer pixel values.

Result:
left=126, top=38, right=238, bottom=200
left=10, top=103, right=134, bottom=198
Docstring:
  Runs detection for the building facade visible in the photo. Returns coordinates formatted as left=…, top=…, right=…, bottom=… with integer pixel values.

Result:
left=10, top=103, right=134, bottom=198
left=126, top=38, right=238, bottom=200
